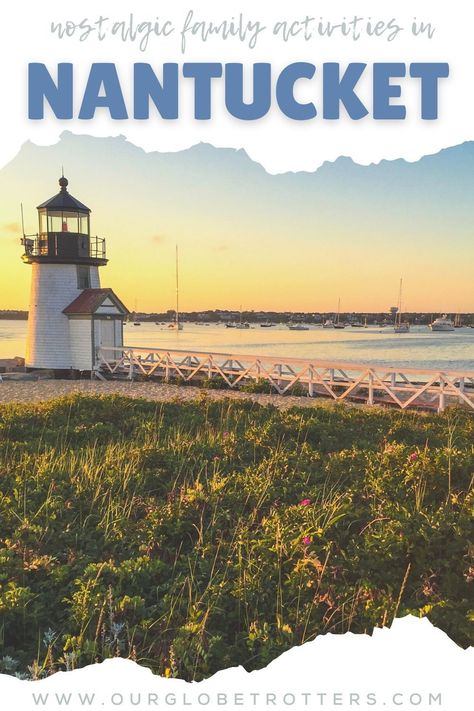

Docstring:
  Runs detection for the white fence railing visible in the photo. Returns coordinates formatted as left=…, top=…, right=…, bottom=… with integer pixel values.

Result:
left=95, top=346, right=474, bottom=413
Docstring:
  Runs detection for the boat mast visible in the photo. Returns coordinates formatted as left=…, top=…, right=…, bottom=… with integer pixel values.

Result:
left=397, top=278, right=403, bottom=326
left=175, top=244, right=179, bottom=328
left=336, top=297, right=340, bottom=325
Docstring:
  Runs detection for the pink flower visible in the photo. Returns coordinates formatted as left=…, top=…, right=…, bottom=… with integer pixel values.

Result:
left=299, top=498, right=312, bottom=506
left=302, top=536, right=312, bottom=546
left=408, top=452, right=418, bottom=462
left=223, top=431, right=229, bottom=438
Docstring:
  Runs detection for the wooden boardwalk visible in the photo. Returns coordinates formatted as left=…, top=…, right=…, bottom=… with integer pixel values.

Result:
left=95, top=346, right=474, bottom=413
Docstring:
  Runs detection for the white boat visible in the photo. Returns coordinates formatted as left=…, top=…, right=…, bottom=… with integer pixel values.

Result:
left=430, top=315, right=455, bottom=332
left=287, top=323, right=309, bottom=331
left=168, top=245, right=184, bottom=330
left=323, top=319, right=334, bottom=329
left=260, top=321, right=275, bottom=328
left=394, top=278, right=410, bottom=333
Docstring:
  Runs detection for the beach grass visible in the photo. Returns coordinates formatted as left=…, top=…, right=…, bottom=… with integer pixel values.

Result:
left=0, top=393, right=472, bottom=680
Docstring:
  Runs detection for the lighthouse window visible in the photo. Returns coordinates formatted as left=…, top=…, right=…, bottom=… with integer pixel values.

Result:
left=79, top=215, right=89, bottom=235
left=39, top=211, right=48, bottom=234
left=48, top=213, right=64, bottom=232
left=62, top=212, right=81, bottom=233
left=77, top=265, right=91, bottom=289
left=46, top=211, right=85, bottom=233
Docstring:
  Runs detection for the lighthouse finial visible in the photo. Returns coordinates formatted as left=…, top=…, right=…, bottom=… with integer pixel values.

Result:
left=59, top=169, right=68, bottom=192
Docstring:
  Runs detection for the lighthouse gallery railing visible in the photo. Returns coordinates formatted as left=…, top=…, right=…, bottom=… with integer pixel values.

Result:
left=96, top=345, right=474, bottom=413
left=21, top=233, right=106, bottom=260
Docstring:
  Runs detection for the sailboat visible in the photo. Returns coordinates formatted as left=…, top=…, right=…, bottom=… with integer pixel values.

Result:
left=235, top=305, right=250, bottom=329
left=133, top=299, right=141, bottom=326
left=394, top=278, right=410, bottom=333
left=168, top=245, right=184, bottom=330
left=334, top=298, right=345, bottom=329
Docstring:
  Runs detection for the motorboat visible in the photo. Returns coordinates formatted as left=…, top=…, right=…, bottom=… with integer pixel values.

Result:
left=287, top=323, right=309, bottom=331
left=430, top=315, right=455, bottom=332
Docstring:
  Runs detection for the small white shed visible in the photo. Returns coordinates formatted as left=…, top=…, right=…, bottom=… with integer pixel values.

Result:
left=63, top=288, right=129, bottom=371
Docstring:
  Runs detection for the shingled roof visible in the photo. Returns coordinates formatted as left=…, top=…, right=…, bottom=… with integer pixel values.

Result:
left=37, top=177, right=91, bottom=213
left=63, top=289, right=129, bottom=316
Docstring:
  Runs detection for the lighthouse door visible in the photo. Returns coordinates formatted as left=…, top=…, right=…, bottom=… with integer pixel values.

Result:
left=98, top=319, right=116, bottom=350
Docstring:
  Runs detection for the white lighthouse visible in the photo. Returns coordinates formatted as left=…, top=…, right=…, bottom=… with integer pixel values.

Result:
left=22, top=176, right=129, bottom=373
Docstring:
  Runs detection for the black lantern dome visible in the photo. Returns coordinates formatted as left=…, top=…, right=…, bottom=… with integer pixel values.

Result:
left=22, top=177, right=107, bottom=266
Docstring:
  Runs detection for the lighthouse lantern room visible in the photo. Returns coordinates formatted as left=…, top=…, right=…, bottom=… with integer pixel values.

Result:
left=22, top=176, right=129, bottom=372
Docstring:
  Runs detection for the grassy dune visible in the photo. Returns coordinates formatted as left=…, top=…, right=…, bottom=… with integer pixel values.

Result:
left=0, top=394, right=472, bottom=680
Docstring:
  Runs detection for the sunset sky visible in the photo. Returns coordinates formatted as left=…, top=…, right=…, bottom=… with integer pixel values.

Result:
left=0, top=133, right=473, bottom=313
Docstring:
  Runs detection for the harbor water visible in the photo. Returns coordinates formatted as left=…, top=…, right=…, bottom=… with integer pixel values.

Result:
left=1, top=320, right=474, bottom=371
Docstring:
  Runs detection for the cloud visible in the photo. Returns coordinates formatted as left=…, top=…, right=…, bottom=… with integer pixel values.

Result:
left=3, top=222, right=21, bottom=234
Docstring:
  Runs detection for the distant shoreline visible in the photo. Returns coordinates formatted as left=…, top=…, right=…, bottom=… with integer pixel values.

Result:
left=0, top=313, right=27, bottom=320
left=2, top=312, right=474, bottom=325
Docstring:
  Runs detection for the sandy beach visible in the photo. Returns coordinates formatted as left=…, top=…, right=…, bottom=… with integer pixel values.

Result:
left=0, top=378, right=331, bottom=410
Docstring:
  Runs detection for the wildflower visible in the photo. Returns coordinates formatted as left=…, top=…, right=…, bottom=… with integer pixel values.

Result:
left=408, top=452, right=418, bottom=462
left=213, top=455, right=220, bottom=461
left=299, top=498, right=312, bottom=506
left=223, top=431, right=230, bottom=438
left=302, top=536, right=312, bottom=546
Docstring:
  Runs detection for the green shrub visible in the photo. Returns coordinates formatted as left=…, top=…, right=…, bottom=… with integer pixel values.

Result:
left=0, top=395, right=472, bottom=680
left=240, top=377, right=274, bottom=394
left=201, top=375, right=231, bottom=389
